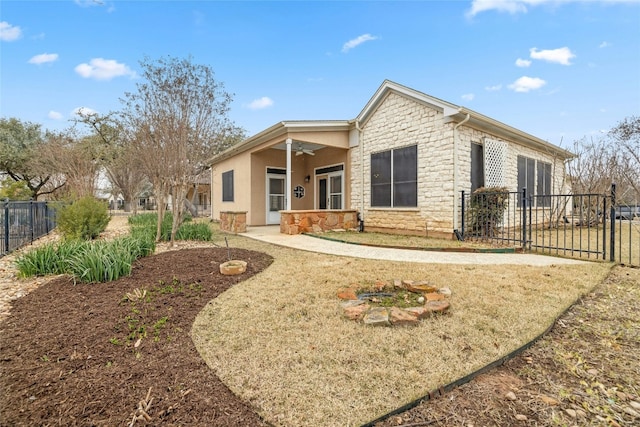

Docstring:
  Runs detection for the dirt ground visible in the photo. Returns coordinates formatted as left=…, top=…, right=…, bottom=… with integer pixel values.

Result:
left=0, top=248, right=274, bottom=427
left=1, top=240, right=638, bottom=426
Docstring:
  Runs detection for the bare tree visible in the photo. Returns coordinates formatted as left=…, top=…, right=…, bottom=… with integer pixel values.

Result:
left=40, top=130, right=101, bottom=199
left=74, top=112, right=148, bottom=213
left=120, top=56, right=240, bottom=244
left=609, top=116, right=640, bottom=204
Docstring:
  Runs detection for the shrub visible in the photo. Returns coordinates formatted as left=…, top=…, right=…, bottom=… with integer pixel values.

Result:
left=56, top=197, right=110, bottom=240
left=469, top=187, right=510, bottom=238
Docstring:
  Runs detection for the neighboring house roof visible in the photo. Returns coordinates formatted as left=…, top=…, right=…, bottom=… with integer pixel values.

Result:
left=209, top=80, right=572, bottom=166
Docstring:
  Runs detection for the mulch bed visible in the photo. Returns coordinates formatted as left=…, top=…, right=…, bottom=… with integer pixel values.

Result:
left=0, top=248, right=273, bottom=427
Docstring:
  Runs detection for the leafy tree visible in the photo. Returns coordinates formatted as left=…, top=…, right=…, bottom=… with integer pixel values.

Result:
left=120, top=56, right=243, bottom=244
left=0, top=177, right=32, bottom=200
left=0, top=118, right=65, bottom=199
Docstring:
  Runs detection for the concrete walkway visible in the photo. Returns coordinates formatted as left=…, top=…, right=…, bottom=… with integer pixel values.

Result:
left=241, top=226, right=588, bottom=266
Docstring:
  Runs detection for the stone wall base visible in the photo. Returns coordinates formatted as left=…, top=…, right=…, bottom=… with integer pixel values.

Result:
left=364, top=225, right=455, bottom=240
left=280, top=210, right=358, bottom=235
left=220, top=211, right=247, bottom=233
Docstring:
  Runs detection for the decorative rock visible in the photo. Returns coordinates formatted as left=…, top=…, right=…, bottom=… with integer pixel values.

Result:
left=565, top=408, right=577, bottom=418
left=393, top=279, right=403, bottom=289
left=404, top=306, right=429, bottom=319
left=505, top=391, right=517, bottom=401
left=424, top=300, right=450, bottom=313
left=341, top=300, right=366, bottom=308
left=426, top=293, right=445, bottom=301
left=363, top=307, right=390, bottom=326
left=417, top=296, right=425, bottom=304
left=374, top=281, right=386, bottom=291
left=515, top=414, right=528, bottom=421
left=219, top=260, right=247, bottom=275
left=337, top=288, right=358, bottom=300
left=343, top=304, right=370, bottom=321
left=388, top=307, right=419, bottom=326
left=438, top=287, right=452, bottom=296
left=405, top=283, right=438, bottom=293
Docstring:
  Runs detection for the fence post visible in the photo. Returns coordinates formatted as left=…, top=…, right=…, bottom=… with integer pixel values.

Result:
left=521, top=188, right=527, bottom=249
left=3, top=199, right=9, bottom=254
left=29, top=199, right=34, bottom=243
left=602, top=194, right=607, bottom=261
left=610, top=183, right=616, bottom=262
left=460, top=190, right=466, bottom=240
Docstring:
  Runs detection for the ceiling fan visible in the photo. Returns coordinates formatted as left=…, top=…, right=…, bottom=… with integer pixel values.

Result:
left=295, top=144, right=315, bottom=156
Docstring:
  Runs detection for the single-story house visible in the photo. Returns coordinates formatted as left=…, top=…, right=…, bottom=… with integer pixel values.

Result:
left=209, top=80, right=572, bottom=237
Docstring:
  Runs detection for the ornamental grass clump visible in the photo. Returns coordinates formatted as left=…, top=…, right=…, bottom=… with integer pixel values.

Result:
left=66, top=240, right=135, bottom=283
left=15, top=236, right=154, bottom=283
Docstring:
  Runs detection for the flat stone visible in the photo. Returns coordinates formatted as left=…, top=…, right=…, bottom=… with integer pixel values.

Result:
left=389, top=307, right=419, bottom=326
left=393, top=279, right=403, bottom=289
left=424, top=300, right=450, bottom=313
left=438, top=287, right=452, bottom=296
left=363, top=307, right=390, bottom=326
left=404, top=306, right=429, bottom=319
left=405, top=283, right=438, bottom=293
left=343, top=304, right=369, bottom=321
left=426, top=293, right=445, bottom=301
left=340, top=300, right=366, bottom=308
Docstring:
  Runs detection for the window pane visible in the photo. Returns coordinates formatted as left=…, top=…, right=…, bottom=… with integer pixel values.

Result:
left=394, top=182, right=417, bottom=207
left=371, top=151, right=391, bottom=206
left=222, top=170, right=234, bottom=202
left=269, top=178, right=284, bottom=194
left=471, top=143, right=484, bottom=192
left=393, top=145, right=417, bottom=207
left=393, top=145, right=417, bottom=182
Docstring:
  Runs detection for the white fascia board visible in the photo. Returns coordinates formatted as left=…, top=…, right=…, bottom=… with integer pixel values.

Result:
left=455, top=107, right=574, bottom=159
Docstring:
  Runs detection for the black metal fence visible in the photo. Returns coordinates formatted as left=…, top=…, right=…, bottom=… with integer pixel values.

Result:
left=459, top=185, right=640, bottom=267
left=1, top=200, right=58, bottom=258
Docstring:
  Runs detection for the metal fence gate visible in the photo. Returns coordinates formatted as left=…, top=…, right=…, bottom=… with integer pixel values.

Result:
left=459, top=185, right=640, bottom=267
left=1, top=200, right=58, bottom=257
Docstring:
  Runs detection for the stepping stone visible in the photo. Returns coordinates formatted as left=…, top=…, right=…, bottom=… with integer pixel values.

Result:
left=389, top=307, right=419, bottom=326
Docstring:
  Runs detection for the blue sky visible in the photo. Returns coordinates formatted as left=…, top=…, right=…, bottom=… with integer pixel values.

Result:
left=1, top=0, right=639, bottom=148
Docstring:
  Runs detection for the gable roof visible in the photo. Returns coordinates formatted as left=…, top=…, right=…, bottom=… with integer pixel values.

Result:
left=210, top=80, right=572, bottom=166
left=357, top=80, right=573, bottom=159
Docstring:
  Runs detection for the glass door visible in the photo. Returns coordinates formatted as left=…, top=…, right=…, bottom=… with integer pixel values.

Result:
left=266, top=174, right=285, bottom=224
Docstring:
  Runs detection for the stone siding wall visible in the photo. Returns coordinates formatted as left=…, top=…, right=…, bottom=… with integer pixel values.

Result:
left=350, top=91, right=569, bottom=236
left=350, top=91, right=455, bottom=235
left=280, top=210, right=358, bottom=235
left=220, top=211, right=247, bottom=233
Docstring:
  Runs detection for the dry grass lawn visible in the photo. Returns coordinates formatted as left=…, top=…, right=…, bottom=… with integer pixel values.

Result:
left=191, top=234, right=611, bottom=427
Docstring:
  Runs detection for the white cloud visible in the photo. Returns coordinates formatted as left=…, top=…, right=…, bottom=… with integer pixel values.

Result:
left=247, top=97, right=274, bottom=110
left=599, top=41, right=611, bottom=48
left=515, top=58, right=531, bottom=67
left=467, top=0, right=638, bottom=17
left=28, top=53, right=59, bottom=65
left=467, top=0, right=528, bottom=17
left=48, top=111, right=64, bottom=120
left=485, top=84, right=502, bottom=91
left=342, top=34, right=378, bottom=53
left=508, top=76, right=547, bottom=92
left=74, top=58, right=136, bottom=80
left=462, top=93, right=475, bottom=101
left=75, top=0, right=105, bottom=7
left=530, top=47, right=576, bottom=65
left=0, top=21, right=22, bottom=41
left=73, top=106, right=98, bottom=117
